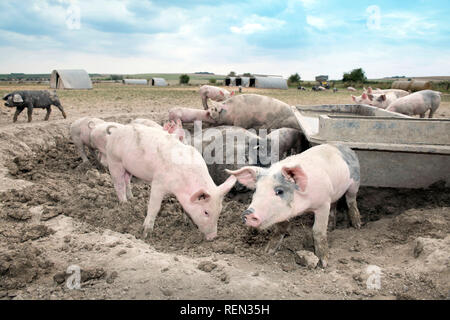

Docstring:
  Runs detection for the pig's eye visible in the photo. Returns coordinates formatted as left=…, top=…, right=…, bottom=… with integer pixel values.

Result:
left=275, top=188, right=284, bottom=196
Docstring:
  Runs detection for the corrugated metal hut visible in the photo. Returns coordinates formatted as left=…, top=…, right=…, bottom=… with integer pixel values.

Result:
left=50, top=69, right=92, bottom=89
left=249, top=76, right=288, bottom=89
left=150, top=78, right=168, bottom=86
left=235, top=77, right=251, bottom=87
left=122, top=79, right=148, bottom=85
left=225, top=77, right=236, bottom=86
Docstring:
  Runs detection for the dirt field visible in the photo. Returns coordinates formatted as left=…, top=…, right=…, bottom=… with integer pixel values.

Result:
left=0, top=84, right=449, bottom=300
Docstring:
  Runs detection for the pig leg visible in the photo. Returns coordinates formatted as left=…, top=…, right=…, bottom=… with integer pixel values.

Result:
left=264, top=221, right=290, bottom=254
left=420, top=113, right=425, bottom=118
left=428, top=108, right=435, bottom=118
left=142, top=182, right=165, bottom=239
left=13, top=107, right=25, bottom=122
left=313, top=203, right=330, bottom=268
left=108, top=163, right=128, bottom=203
left=328, top=202, right=337, bottom=231
left=53, top=101, right=67, bottom=119
left=26, top=103, right=34, bottom=123
left=201, top=96, right=208, bottom=110
left=44, top=106, right=51, bottom=121
left=345, top=182, right=361, bottom=229
left=125, top=172, right=133, bottom=200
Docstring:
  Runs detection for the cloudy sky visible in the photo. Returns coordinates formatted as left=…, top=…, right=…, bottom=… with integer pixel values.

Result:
left=0, top=0, right=449, bottom=79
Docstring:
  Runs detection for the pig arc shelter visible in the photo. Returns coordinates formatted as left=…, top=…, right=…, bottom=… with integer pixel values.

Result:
left=50, top=69, right=93, bottom=89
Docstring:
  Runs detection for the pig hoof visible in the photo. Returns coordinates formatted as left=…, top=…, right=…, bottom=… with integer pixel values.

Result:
left=319, top=259, right=328, bottom=268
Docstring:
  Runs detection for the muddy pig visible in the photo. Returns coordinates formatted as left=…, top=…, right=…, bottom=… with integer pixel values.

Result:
left=199, top=85, right=234, bottom=109
left=227, top=143, right=362, bottom=267
left=386, top=90, right=441, bottom=118
left=70, top=117, right=105, bottom=163
left=169, top=107, right=216, bottom=124
left=208, top=94, right=300, bottom=130
left=105, top=123, right=237, bottom=240
left=3, top=90, right=67, bottom=123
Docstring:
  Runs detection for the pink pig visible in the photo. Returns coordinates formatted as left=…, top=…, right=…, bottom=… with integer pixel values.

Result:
left=199, top=85, right=235, bottom=109
left=386, top=90, right=441, bottom=118
left=169, top=107, right=216, bottom=124
left=227, top=143, right=362, bottom=267
left=105, top=124, right=237, bottom=240
left=70, top=117, right=105, bottom=163
left=89, top=122, right=125, bottom=166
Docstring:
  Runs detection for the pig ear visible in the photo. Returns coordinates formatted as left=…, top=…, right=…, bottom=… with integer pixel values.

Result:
left=218, top=175, right=237, bottom=196
left=225, top=166, right=261, bottom=189
left=281, top=165, right=308, bottom=192
left=367, top=87, right=373, bottom=94
left=351, top=95, right=356, bottom=102
left=219, top=91, right=224, bottom=96
left=367, top=94, right=374, bottom=101
left=2, top=93, right=11, bottom=100
left=13, top=94, right=23, bottom=103
left=231, top=91, right=235, bottom=96
left=190, top=189, right=211, bottom=203
left=380, top=94, right=386, bottom=101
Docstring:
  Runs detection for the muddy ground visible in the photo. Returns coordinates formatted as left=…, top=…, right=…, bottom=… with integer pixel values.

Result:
left=0, top=85, right=449, bottom=300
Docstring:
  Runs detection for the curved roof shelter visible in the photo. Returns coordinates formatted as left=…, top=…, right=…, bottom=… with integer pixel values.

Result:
left=225, top=77, right=236, bottom=86
left=235, top=77, right=251, bottom=87
left=122, top=79, right=148, bottom=85
left=249, top=76, right=288, bottom=89
left=50, top=69, right=92, bottom=89
left=150, top=78, right=167, bottom=86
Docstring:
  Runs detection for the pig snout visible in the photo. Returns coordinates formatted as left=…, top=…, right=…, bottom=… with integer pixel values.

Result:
left=242, top=208, right=262, bottom=228
left=205, top=231, right=217, bottom=241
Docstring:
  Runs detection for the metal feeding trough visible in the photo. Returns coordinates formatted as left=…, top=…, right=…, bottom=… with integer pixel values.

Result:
left=292, top=104, right=450, bottom=189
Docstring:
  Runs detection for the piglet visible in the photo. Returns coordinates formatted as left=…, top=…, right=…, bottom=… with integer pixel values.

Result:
left=227, top=143, right=362, bottom=267
left=105, top=124, right=236, bottom=240
left=169, top=107, right=216, bottom=124
left=199, top=85, right=234, bottom=109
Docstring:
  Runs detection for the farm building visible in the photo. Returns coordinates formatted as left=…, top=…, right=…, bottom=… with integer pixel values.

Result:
left=235, top=76, right=251, bottom=87
left=122, top=79, right=148, bottom=85
left=225, top=77, right=236, bottom=86
left=50, top=69, right=92, bottom=89
left=150, top=78, right=167, bottom=86
left=249, top=76, right=288, bottom=89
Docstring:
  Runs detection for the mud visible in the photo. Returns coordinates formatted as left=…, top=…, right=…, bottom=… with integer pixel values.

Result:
left=0, top=115, right=449, bottom=300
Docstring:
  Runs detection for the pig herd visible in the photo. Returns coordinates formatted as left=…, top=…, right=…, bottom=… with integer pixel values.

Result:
left=351, top=87, right=441, bottom=118
left=5, top=83, right=439, bottom=268
left=67, top=85, right=365, bottom=267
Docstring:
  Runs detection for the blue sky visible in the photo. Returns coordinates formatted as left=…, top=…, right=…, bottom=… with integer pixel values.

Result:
left=0, top=0, right=449, bottom=79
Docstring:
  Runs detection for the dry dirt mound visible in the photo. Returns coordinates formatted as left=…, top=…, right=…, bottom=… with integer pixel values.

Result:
left=0, top=117, right=449, bottom=300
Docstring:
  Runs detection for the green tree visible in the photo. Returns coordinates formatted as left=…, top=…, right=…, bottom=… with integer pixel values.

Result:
left=179, top=74, right=190, bottom=84
left=288, top=73, right=301, bottom=85
left=228, top=71, right=236, bottom=77
left=242, top=73, right=252, bottom=77
left=209, top=78, right=217, bottom=84
left=342, top=68, right=367, bottom=83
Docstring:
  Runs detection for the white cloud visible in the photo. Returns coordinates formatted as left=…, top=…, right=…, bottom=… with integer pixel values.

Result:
left=230, top=14, right=285, bottom=35
left=378, top=12, right=437, bottom=38
left=298, top=0, right=317, bottom=9
left=306, top=15, right=326, bottom=30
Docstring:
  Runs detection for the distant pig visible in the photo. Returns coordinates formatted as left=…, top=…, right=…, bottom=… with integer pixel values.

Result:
left=227, top=143, right=362, bottom=267
left=208, top=94, right=300, bottom=130
left=386, top=90, right=441, bottom=118
left=347, top=87, right=356, bottom=92
left=199, top=85, right=235, bottom=110
left=169, top=107, right=216, bottom=124
left=70, top=117, right=105, bottom=163
left=3, top=90, right=67, bottom=123
left=105, top=124, right=237, bottom=240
